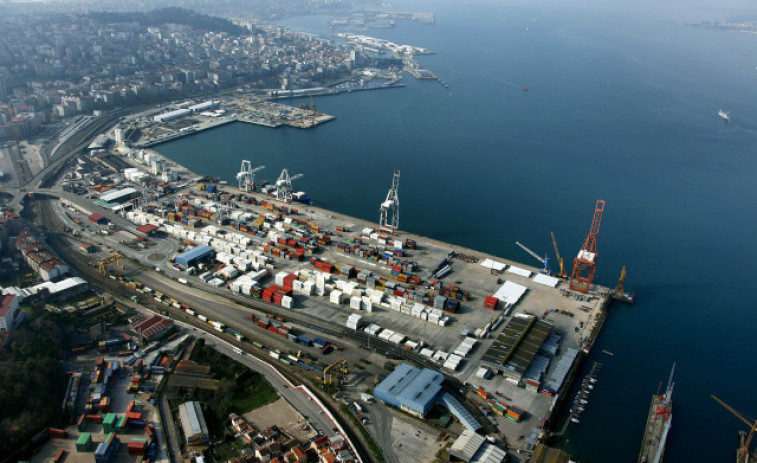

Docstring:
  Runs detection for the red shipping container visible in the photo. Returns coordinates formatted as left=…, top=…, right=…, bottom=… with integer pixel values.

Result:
left=127, top=412, right=142, bottom=420
left=86, top=414, right=103, bottom=422
left=268, top=326, right=278, bottom=333
left=256, top=321, right=268, bottom=329
left=49, top=428, right=67, bottom=439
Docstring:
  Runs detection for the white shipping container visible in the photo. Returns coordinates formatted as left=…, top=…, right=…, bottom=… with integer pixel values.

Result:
left=330, top=290, right=344, bottom=305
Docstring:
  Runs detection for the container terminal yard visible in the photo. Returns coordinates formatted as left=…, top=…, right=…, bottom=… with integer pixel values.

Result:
left=11, top=105, right=624, bottom=463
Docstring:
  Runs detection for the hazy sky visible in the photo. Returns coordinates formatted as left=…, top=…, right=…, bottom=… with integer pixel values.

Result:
left=408, top=0, right=757, bottom=22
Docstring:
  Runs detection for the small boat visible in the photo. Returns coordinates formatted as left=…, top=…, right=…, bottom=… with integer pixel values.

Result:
left=571, top=417, right=581, bottom=423
left=718, top=108, right=730, bottom=122
left=523, top=86, right=528, bottom=92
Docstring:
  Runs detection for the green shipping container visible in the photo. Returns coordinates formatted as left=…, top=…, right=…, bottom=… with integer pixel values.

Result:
left=76, top=432, right=93, bottom=452
left=506, top=414, right=520, bottom=423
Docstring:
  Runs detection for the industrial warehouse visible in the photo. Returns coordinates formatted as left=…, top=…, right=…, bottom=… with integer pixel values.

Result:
left=178, top=401, right=209, bottom=446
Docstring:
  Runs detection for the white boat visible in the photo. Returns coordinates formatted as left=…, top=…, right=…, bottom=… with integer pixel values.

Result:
left=718, top=109, right=730, bottom=122
left=571, top=417, right=581, bottom=423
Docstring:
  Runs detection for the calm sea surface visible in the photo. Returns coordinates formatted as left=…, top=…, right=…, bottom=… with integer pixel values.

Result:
left=156, top=3, right=757, bottom=461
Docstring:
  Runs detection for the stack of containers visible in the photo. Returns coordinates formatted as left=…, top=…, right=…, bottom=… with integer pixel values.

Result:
left=360, top=297, right=373, bottom=312
left=364, top=324, right=382, bottom=336
left=444, top=299, right=460, bottom=314
left=506, top=406, right=525, bottom=422
left=346, top=314, right=362, bottom=330
left=102, top=413, right=117, bottom=433
left=128, top=437, right=148, bottom=456
left=274, top=271, right=289, bottom=286
left=484, top=296, right=499, bottom=311
left=434, top=295, right=448, bottom=310
left=443, top=354, right=462, bottom=371
left=453, top=337, right=478, bottom=357
left=76, top=432, right=93, bottom=452
left=94, top=432, right=119, bottom=463
left=350, top=296, right=362, bottom=310
left=492, top=402, right=507, bottom=416
left=330, top=290, right=344, bottom=305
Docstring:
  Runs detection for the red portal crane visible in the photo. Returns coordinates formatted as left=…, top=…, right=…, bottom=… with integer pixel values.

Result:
left=569, top=200, right=605, bottom=293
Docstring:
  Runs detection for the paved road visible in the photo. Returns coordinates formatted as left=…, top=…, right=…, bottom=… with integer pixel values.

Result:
left=188, top=329, right=339, bottom=438
left=364, top=401, right=398, bottom=463
left=158, top=392, right=183, bottom=462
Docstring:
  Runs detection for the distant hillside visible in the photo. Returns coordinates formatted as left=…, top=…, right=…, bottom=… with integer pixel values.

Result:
left=89, top=7, right=248, bottom=35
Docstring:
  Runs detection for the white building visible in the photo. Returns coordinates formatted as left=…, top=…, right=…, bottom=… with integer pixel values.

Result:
left=178, top=401, right=209, bottom=445
left=0, top=295, right=20, bottom=333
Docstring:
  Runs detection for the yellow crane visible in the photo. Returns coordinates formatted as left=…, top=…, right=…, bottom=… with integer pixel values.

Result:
left=98, top=251, right=124, bottom=275
left=550, top=231, right=568, bottom=278
left=711, top=394, right=757, bottom=462
left=610, top=266, right=636, bottom=304
left=323, top=359, right=348, bottom=385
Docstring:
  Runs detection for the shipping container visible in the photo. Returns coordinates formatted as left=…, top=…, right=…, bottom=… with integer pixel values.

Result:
left=49, top=427, right=68, bottom=439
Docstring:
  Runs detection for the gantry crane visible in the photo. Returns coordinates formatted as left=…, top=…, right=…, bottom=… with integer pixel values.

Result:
left=711, top=394, right=757, bottom=463
left=515, top=241, right=549, bottom=274
left=98, top=252, right=123, bottom=275
left=236, top=160, right=264, bottom=192
left=570, top=200, right=605, bottom=293
left=551, top=231, right=568, bottom=279
left=274, top=168, right=303, bottom=203
left=323, top=359, right=348, bottom=385
left=379, top=170, right=400, bottom=232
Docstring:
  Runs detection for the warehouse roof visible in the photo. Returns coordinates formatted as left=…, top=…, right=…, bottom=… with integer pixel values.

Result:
left=175, top=245, right=214, bottom=264
left=481, top=315, right=553, bottom=377
left=439, top=392, right=481, bottom=431
left=373, top=363, right=443, bottom=416
left=136, top=224, right=158, bottom=234
left=0, top=295, right=16, bottom=317
left=133, top=315, right=173, bottom=341
left=178, top=401, right=208, bottom=443
left=99, top=187, right=137, bottom=203
left=450, top=429, right=486, bottom=461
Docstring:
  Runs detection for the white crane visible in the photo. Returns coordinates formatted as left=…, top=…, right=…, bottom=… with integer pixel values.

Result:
left=516, top=241, right=550, bottom=274
left=379, top=169, right=400, bottom=232
left=236, top=160, right=265, bottom=192
left=275, top=168, right=303, bottom=203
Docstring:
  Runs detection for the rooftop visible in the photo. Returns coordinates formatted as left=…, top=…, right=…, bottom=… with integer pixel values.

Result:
left=0, top=294, right=16, bottom=317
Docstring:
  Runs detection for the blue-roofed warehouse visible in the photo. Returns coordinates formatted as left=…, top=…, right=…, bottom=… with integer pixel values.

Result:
left=373, top=363, right=443, bottom=417
left=174, top=245, right=215, bottom=268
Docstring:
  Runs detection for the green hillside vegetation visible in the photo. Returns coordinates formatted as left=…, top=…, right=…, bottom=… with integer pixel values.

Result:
left=170, top=339, right=278, bottom=437
left=89, top=7, right=248, bottom=35
left=0, top=315, right=67, bottom=456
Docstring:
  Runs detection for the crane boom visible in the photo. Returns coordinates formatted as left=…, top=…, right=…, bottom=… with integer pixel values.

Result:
left=516, top=241, right=545, bottom=264
left=712, top=394, right=757, bottom=462
left=551, top=231, right=567, bottom=278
